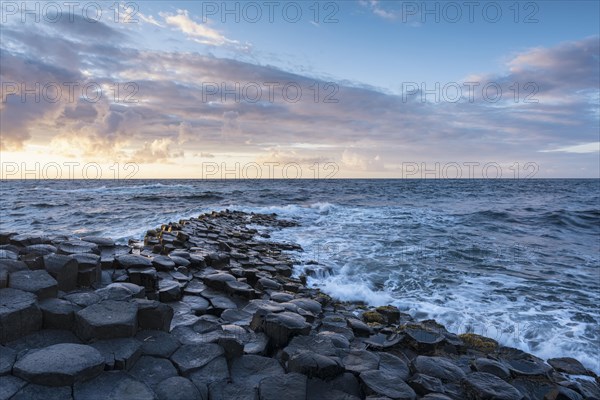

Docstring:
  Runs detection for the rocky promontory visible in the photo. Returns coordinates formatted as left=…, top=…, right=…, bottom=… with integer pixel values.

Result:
left=0, top=210, right=598, bottom=399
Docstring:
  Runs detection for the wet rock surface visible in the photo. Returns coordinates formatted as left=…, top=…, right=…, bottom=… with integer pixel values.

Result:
left=0, top=210, right=596, bottom=399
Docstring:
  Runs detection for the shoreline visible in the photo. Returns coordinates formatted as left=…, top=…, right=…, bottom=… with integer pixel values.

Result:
left=0, top=210, right=598, bottom=399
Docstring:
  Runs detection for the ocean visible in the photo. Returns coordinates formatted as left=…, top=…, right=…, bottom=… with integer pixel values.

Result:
left=1, top=179, right=599, bottom=372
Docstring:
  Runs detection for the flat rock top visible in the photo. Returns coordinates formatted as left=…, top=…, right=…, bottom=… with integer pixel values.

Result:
left=77, top=300, right=138, bottom=325
left=13, top=343, right=104, bottom=386
left=0, top=288, right=38, bottom=313
left=8, top=270, right=57, bottom=291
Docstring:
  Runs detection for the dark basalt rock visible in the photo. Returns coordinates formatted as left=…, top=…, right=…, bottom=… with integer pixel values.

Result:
left=128, top=356, right=179, bottom=388
left=0, top=345, right=16, bottom=376
left=360, top=369, right=417, bottom=400
left=0, top=288, right=42, bottom=343
left=115, top=254, right=153, bottom=269
left=13, top=343, right=104, bottom=386
left=0, top=211, right=595, bottom=397
left=343, top=350, right=380, bottom=374
left=230, top=355, right=285, bottom=388
left=136, top=330, right=180, bottom=358
left=412, top=356, right=466, bottom=383
left=9, top=384, right=73, bottom=400
left=73, top=371, right=157, bottom=400
left=8, top=270, right=58, bottom=300
left=462, top=372, right=524, bottom=400
left=547, top=357, right=594, bottom=376
left=43, top=254, right=78, bottom=292
left=89, top=338, right=142, bottom=371
left=288, top=350, right=345, bottom=379
left=57, top=240, right=99, bottom=256
left=188, top=356, right=230, bottom=387
left=473, top=358, right=511, bottom=380
left=155, top=376, right=203, bottom=400
left=39, top=298, right=80, bottom=330
left=75, top=300, right=138, bottom=342
left=259, top=372, right=307, bottom=400
left=170, top=343, right=224, bottom=376
left=134, top=299, right=174, bottom=332
left=0, top=375, right=27, bottom=400
left=408, top=373, right=444, bottom=395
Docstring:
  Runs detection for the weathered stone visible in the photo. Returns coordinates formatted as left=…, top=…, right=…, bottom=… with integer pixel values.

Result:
left=57, top=240, right=99, bottom=255
left=75, top=300, right=138, bottom=341
left=0, top=259, right=28, bottom=274
left=307, top=372, right=362, bottom=400
left=155, top=376, right=203, bottom=400
left=376, top=305, right=401, bottom=324
left=134, top=299, right=173, bottom=332
left=547, top=357, right=593, bottom=376
left=221, top=308, right=253, bottom=325
left=209, top=381, right=255, bottom=400
left=13, top=343, right=104, bottom=386
left=244, top=332, right=269, bottom=355
left=9, top=270, right=58, bottom=299
left=129, top=356, right=178, bottom=388
left=188, top=356, right=230, bottom=388
left=170, top=343, right=224, bottom=376
left=39, top=298, right=81, bottom=330
left=182, top=295, right=210, bottom=315
left=343, top=350, right=380, bottom=374
left=404, top=325, right=444, bottom=352
left=378, top=352, right=410, bottom=381
left=136, top=330, right=180, bottom=358
left=257, top=277, right=281, bottom=291
left=81, top=236, right=115, bottom=248
left=288, top=350, right=345, bottom=379
left=5, top=329, right=81, bottom=352
left=90, top=338, right=142, bottom=371
left=289, top=298, right=322, bottom=314
left=0, top=249, right=18, bottom=260
left=71, top=253, right=101, bottom=287
left=545, top=386, right=584, bottom=400
left=230, top=355, right=285, bottom=388
left=116, top=254, right=153, bottom=269
left=73, top=371, right=157, bottom=400
left=0, top=375, right=27, bottom=400
left=462, top=372, right=524, bottom=400
left=270, top=292, right=295, bottom=303
left=10, top=384, right=73, bottom=400
left=226, top=280, right=255, bottom=299
left=152, top=256, right=176, bottom=271
left=364, top=332, right=403, bottom=350
left=208, top=295, right=238, bottom=316
left=473, top=358, right=511, bottom=380
left=283, top=335, right=338, bottom=361
left=318, top=331, right=350, bottom=349
left=0, top=288, right=42, bottom=343
left=204, top=273, right=236, bottom=291
left=159, top=280, right=182, bottom=302
left=128, top=267, right=158, bottom=291
left=408, top=373, right=444, bottom=395
left=10, top=234, right=47, bottom=247
left=347, top=318, right=372, bottom=337
left=413, top=356, right=466, bottom=383
left=0, top=268, right=7, bottom=289
left=360, top=369, right=417, bottom=400
left=62, top=291, right=101, bottom=307
left=43, top=254, right=78, bottom=292
left=96, top=282, right=144, bottom=301
left=262, top=311, right=310, bottom=347
left=259, top=372, right=307, bottom=400
left=23, top=244, right=57, bottom=256
left=0, top=345, right=16, bottom=375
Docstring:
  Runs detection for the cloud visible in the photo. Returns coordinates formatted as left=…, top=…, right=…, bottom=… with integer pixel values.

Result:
left=359, top=0, right=398, bottom=20
left=0, top=12, right=598, bottom=177
left=540, top=142, right=600, bottom=154
left=159, top=9, right=245, bottom=49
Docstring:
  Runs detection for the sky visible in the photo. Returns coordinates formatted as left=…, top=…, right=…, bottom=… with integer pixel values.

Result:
left=0, top=0, right=599, bottom=178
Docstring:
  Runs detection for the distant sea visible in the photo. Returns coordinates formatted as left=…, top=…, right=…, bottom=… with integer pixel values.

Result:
left=2, top=179, right=599, bottom=372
